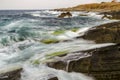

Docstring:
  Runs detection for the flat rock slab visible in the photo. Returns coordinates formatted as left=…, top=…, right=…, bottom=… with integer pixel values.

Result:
left=47, top=44, right=120, bottom=80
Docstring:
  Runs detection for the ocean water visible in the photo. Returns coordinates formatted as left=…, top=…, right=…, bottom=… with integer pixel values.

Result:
left=0, top=10, right=116, bottom=80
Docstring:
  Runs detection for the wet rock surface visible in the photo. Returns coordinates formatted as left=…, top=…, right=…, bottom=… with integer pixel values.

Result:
left=101, top=11, right=120, bottom=19
left=58, top=12, right=72, bottom=18
left=48, top=77, right=58, bottom=80
left=0, top=67, right=22, bottom=80
left=47, top=44, right=120, bottom=80
left=82, top=21, right=120, bottom=43
left=47, top=21, right=120, bottom=80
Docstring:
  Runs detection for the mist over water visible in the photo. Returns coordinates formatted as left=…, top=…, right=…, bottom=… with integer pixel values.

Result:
left=0, top=10, right=116, bottom=80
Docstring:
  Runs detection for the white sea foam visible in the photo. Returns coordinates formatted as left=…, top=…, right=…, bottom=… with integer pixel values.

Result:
left=56, top=31, right=79, bottom=40
left=87, top=12, right=104, bottom=19
left=21, top=65, right=94, bottom=80
left=31, top=13, right=41, bottom=17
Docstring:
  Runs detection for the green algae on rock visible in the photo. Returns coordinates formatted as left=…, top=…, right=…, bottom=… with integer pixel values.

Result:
left=41, top=39, right=59, bottom=44
left=31, top=51, right=69, bottom=65
left=31, top=58, right=54, bottom=65
left=52, top=30, right=65, bottom=35
left=71, top=28, right=79, bottom=32
left=46, top=50, right=68, bottom=57
left=31, top=59, right=40, bottom=65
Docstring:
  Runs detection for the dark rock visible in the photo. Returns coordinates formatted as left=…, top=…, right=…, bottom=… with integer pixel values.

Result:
left=47, top=44, right=120, bottom=80
left=58, top=12, right=72, bottom=18
left=48, top=77, right=58, bottom=80
left=48, top=61, right=67, bottom=71
left=82, top=21, right=120, bottom=43
left=101, top=14, right=112, bottom=19
left=101, top=11, right=120, bottom=19
left=0, top=66, right=22, bottom=80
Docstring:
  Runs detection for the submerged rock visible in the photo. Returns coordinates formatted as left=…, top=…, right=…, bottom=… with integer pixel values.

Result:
left=0, top=66, right=22, bottom=80
left=82, top=21, right=120, bottom=43
left=47, top=44, right=120, bottom=80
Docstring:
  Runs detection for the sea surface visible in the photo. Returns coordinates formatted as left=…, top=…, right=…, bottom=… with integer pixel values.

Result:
left=0, top=10, right=116, bottom=80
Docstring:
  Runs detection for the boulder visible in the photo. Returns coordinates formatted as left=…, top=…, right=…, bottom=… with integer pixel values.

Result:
left=0, top=66, right=22, bottom=80
left=82, top=21, right=120, bottom=43
left=47, top=44, right=120, bottom=80
left=58, top=12, right=72, bottom=18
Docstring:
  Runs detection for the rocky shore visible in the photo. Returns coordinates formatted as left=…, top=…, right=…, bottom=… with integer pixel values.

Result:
left=47, top=44, right=120, bottom=80
left=1, top=10, right=120, bottom=80
left=47, top=21, right=120, bottom=80
left=82, top=21, right=120, bottom=43
left=1, top=19, right=120, bottom=80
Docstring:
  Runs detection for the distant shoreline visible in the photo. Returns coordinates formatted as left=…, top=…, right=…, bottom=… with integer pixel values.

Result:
left=54, top=2, right=120, bottom=20
left=54, top=2, right=120, bottom=12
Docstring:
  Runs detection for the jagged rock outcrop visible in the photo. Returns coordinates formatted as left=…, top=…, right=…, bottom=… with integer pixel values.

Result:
left=0, top=66, right=22, bottom=80
left=82, top=21, right=120, bottom=43
left=47, top=44, right=120, bottom=80
left=101, top=11, right=120, bottom=19
left=58, top=12, right=72, bottom=18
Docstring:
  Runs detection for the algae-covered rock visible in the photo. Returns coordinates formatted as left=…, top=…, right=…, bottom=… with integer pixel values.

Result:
left=31, top=59, right=40, bottom=65
left=46, top=51, right=68, bottom=57
left=41, top=39, right=59, bottom=44
left=31, top=51, right=68, bottom=65
left=71, top=28, right=79, bottom=32
left=82, top=21, right=120, bottom=43
left=52, top=30, right=65, bottom=35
